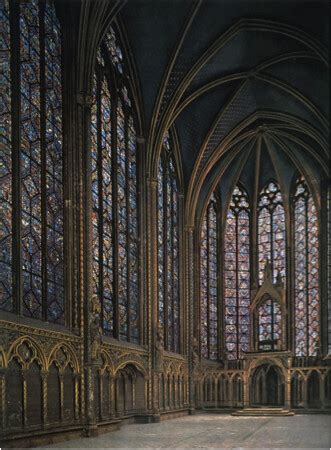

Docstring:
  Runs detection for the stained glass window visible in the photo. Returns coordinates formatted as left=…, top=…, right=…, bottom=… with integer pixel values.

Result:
left=200, top=193, right=218, bottom=360
left=258, top=297, right=282, bottom=351
left=224, top=186, right=250, bottom=360
left=0, top=0, right=64, bottom=323
left=258, top=182, right=286, bottom=285
left=294, top=177, right=319, bottom=356
left=91, top=26, right=139, bottom=342
left=0, top=0, right=12, bottom=312
left=157, top=133, right=180, bottom=353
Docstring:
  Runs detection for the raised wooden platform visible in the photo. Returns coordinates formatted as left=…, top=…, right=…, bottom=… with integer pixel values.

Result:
left=232, top=406, right=295, bottom=416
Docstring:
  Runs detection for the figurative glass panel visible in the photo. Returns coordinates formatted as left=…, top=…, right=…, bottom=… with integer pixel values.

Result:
left=294, top=177, right=319, bottom=356
left=200, top=194, right=218, bottom=360
left=224, top=186, right=250, bottom=359
left=258, top=182, right=285, bottom=284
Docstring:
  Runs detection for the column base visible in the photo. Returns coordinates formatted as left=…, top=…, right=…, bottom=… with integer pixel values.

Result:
left=84, top=423, right=99, bottom=437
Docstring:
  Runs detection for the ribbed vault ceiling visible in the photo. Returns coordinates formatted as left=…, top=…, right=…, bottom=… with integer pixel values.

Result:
left=119, top=0, right=329, bottom=224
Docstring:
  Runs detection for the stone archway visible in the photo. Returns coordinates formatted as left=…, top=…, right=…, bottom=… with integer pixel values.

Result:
left=251, top=363, right=285, bottom=406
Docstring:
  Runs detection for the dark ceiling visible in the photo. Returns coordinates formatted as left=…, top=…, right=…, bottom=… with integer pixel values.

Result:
left=119, top=0, right=329, bottom=222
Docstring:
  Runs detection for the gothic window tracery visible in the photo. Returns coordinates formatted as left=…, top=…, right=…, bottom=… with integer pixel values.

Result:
left=91, top=26, right=139, bottom=342
left=157, top=133, right=180, bottom=353
left=258, top=181, right=286, bottom=285
left=224, top=186, right=250, bottom=360
left=294, top=176, right=319, bottom=356
left=0, top=0, right=64, bottom=323
left=200, top=193, right=218, bottom=360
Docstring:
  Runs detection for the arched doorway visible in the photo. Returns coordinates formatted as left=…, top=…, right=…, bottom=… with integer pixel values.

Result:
left=251, top=364, right=284, bottom=406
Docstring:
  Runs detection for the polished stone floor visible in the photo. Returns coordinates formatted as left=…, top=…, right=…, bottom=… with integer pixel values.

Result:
left=43, top=413, right=331, bottom=449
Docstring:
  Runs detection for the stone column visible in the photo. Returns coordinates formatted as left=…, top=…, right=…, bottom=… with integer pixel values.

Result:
left=284, top=370, right=291, bottom=408
left=243, top=369, right=249, bottom=408
left=147, top=176, right=162, bottom=420
left=185, top=226, right=196, bottom=414
left=76, top=91, right=101, bottom=435
left=320, top=373, right=325, bottom=409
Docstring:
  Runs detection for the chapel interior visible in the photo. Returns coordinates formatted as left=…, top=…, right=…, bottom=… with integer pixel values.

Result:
left=0, top=0, right=330, bottom=448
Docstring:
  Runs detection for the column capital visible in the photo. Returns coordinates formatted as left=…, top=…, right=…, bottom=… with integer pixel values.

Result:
left=76, top=92, right=93, bottom=107
left=184, top=224, right=195, bottom=233
left=147, top=177, right=158, bottom=189
left=136, top=135, right=146, bottom=145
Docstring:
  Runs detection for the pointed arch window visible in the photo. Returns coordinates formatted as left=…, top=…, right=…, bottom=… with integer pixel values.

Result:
left=294, top=176, right=319, bottom=356
left=224, top=186, right=250, bottom=360
left=91, top=26, right=139, bottom=342
left=0, top=0, right=64, bottom=323
left=200, top=193, right=219, bottom=360
left=258, top=182, right=286, bottom=285
left=157, top=133, right=180, bottom=353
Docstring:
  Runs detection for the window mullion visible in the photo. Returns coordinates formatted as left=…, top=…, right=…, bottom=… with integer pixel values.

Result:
left=10, top=1, right=22, bottom=315
left=39, top=2, right=47, bottom=321
left=124, top=108, right=131, bottom=342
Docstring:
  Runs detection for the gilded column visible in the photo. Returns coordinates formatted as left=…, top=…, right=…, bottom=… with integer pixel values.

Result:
left=0, top=369, right=6, bottom=429
left=109, top=375, right=115, bottom=417
left=74, top=374, right=80, bottom=420
left=320, top=373, right=325, bottom=409
left=22, top=369, right=28, bottom=428
left=59, top=373, right=64, bottom=422
left=302, top=374, right=308, bottom=409
left=41, top=370, right=48, bottom=426
left=285, top=370, right=291, bottom=409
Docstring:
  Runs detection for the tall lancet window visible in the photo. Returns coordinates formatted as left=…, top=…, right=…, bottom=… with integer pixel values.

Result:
left=258, top=182, right=286, bottom=285
left=294, top=177, right=319, bottom=356
left=157, top=133, right=180, bottom=353
left=0, top=0, right=64, bottom=323
left=224, top=186, right=250, bottom=360
left=91, top=26, right=139, bottom=342
left=200, top=193, right=218, bottom=360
